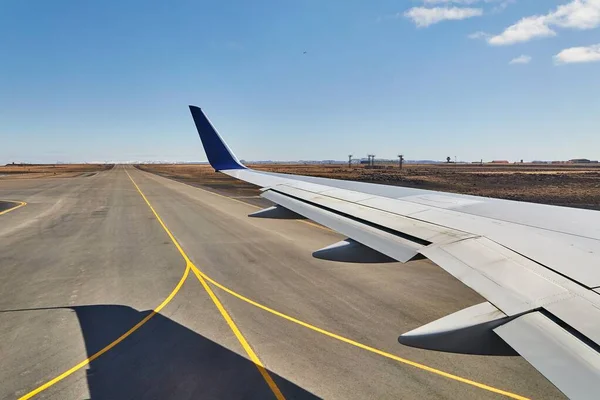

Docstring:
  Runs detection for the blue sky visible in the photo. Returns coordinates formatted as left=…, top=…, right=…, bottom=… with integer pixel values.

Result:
left=1, top=0, right=599, bottom=163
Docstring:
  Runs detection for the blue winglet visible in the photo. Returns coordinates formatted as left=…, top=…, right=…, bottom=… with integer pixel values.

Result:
left=189, top=106, right=246, bottom=171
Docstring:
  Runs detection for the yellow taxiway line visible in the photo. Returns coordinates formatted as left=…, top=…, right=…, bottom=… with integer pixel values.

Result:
left=20, top=170, right=528, bottom=400
left=130, top=170, right=529, bottom=400
left=126, top=171, right=286, bottom=400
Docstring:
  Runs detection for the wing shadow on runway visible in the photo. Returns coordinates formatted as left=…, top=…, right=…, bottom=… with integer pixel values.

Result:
left=0, top=200, right=19, bottom=212
left=70, top=304, right=318, bottom=400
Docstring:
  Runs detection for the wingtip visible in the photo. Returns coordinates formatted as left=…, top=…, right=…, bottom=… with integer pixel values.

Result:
left=189, top=105, right=202, bottom=114
left=188, top=105, right=245, bottom=171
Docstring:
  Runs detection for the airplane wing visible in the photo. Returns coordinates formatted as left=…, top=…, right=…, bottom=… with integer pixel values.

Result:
left=189, top=105, right=600, bottom=399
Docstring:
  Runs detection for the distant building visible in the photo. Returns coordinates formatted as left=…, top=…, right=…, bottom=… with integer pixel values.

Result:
left=569, top=159, right=598, bottom=164
left=489, top=160, right=509, bottom=164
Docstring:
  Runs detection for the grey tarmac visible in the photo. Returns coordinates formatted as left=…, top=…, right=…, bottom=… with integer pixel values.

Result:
left=0, top=165, right=564, bottom=399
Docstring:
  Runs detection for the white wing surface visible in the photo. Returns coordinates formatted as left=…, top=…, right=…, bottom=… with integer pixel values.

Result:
left=189, top=106, right=600, bottom=398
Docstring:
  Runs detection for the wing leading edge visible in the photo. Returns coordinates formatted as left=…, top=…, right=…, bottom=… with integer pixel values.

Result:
left=189, top=106, right=600, bottom=398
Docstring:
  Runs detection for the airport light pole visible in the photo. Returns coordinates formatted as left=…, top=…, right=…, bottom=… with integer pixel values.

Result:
left=348, top=154, right=353, bottom=168
left=398, top=154, right=404, bottom=170
left=370, top=154, right=376, bottom=167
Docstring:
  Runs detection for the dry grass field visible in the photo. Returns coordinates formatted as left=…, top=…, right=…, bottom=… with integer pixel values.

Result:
left=138, top=163, right=600, bottom=210
left=0, top=164, right=113, bottom=179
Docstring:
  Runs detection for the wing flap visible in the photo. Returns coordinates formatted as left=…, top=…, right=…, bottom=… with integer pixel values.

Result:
left=267, top=184, right=471, bottom=244
left=420, top=237, right=573, bottom=316
left=263, top=190, right=423, bottom=263
left=410, top=207, right=600, bottom=289
left=545, top=296, right=600, bottom=346
left=495, top=312, right=600, bottom=400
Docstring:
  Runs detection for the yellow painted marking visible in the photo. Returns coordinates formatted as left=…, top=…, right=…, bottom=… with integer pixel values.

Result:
left=131, top=169, right=529, bottom=400
left=190, top=265, right=286, bottom=400
left=126, top=170, right=286, bottom=400
left=19, top=264, right=191, bottom=400
left=0, top=201, right=26, bottom=216
left=196, top=269, right=529, bottom=400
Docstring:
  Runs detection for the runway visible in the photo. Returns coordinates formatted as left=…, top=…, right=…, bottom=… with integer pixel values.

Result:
left=0, top=165, right=564, bottom=399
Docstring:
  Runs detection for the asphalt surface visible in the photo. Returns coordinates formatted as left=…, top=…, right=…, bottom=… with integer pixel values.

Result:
left=0, top=165, right=564, bottom=399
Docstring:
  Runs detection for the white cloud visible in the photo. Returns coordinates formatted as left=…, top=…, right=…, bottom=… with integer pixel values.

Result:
left=404, top=7, right=483, bottom=27
left=509, top=54, right=532, bottom=64
left=465, top=0, right=600, bottom=46
left=489, top=15, right=556, bottom=45
left=554, top=43, right=600, bottom=64
left=550, top=0, right=600, bottom=29
left=486, top=0, right=600, bottom=45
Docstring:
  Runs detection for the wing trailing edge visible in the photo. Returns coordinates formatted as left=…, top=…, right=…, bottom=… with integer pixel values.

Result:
left=495, top=312, right=600, bottom=400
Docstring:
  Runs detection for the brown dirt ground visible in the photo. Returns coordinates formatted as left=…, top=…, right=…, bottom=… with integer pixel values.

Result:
left=137, top=163, right=600, bottom=211
left=0, top=164, right=113, bottom=180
